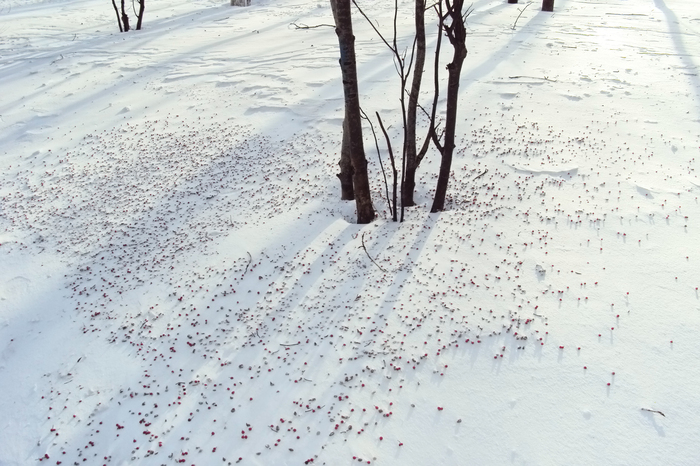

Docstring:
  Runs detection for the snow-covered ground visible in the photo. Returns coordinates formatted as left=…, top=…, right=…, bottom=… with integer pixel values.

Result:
left=1, top=0, right=699, bottom=464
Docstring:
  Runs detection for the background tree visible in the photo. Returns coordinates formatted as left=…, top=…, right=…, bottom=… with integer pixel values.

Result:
left=330, top=0, right=375, bottom=224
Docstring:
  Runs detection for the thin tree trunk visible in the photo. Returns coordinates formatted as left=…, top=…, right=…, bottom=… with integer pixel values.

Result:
left=403, top=0, right=427, bottom=207
left=337, top=118, right=355, bottom=200
left=330, top=0, right=375, bottom=224
left=111, top=0, right=123, bottom=32
left=136, top=0, right=145, bottom=30
left=120, top=0, right=130, bottom=32
left=431, top=0, right=467, bottom=213
left=542, top=0, right=554, bottom=11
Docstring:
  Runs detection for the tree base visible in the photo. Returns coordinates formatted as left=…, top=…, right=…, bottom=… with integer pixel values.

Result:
left=542, top=0, right=554, bottom=11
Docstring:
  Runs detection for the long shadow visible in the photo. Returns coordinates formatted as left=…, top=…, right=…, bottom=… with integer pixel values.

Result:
left=653, top=0, right=700, bottom=120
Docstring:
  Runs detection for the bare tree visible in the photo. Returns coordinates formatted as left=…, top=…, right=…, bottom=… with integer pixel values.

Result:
left=136, top=0, right=146, bottom=30
left=354, top=0, right=435, bottom=221
left=120, top=0, right=130, bottom=32
left=429, top=0, right=469, bottom=213
left=111, top=0, right=145, bottom=32
left=111, top=0, right=123, bottom=32
left=403, top=0, right=432, bottom=208
left=330, top=0, right=375, bottom=224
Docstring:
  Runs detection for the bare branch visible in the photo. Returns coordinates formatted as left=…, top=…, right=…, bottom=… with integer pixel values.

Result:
left=352, top=0, right=394, bottom=52
left=361, top=108, right=393, bottom=219
left=376, top=112, right=399, bottom=222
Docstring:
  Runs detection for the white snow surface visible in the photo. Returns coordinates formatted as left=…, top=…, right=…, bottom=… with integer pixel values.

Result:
left=1, top=0, right=699, bottom=465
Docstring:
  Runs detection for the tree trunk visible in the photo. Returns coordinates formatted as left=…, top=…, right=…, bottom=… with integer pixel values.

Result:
left=330, top=0, right=375, bottom=224
left=337, top=117, right=355, bottom=200
left=111, top=0, right=123, bottom=32
left=136, top=0, right=145, bottom=30
left=508, top=0, right=518, bottom=4
left=431, top=0, right=467, bottom=213
left=403, top=0, right=427, bottom=208
left=542, top=0, right=554, bottom=11
left=120, top=0, right=130, bottom=32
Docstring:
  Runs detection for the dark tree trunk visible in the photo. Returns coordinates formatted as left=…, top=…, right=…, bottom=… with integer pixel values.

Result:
left=136, top=0, right=145, bottom=30
left=330, top=0, right=375, bottom=224
left=508, top=0, right=518, bottom=4
left=120, top=0, right=130, bottom=32
left=431, top=0, right=467, bottom=213
left=542, top=0, right=554, bottom=11
left=403, top=0, right=427, bottom=208
left=111, top=0, right=123, bottom=32
left=337, top=118, right=355, bottom=200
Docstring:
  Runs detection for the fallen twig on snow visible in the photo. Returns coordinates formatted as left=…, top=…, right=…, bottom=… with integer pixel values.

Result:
left=512, top=2, right=533, bottom=30
left=360, top=232, right=387, bottom=274
left=641, top=408, right=665, bottom=417
left=243, top=251, right=252, bottom=275
left=290, top=22, right=334, bottom=29
left=473, top=169, right=488, bottom=181
left=508, top=75, right=557, bottom=82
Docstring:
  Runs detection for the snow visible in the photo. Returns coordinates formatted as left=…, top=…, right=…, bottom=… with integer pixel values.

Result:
left=1, top=0, right=699, bottom=464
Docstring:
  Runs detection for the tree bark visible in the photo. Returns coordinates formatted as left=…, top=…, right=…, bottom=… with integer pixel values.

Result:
left=403, top=0, right=427, bottom=208
left=337, top=117, right=355, bottom=200
left=431, top=0, right=467, bottom=213
left=136, top=0, right=145, bottom=30
left=542, top=0, right=554, bottom=11
left=508, top=0, right=518, bottom=4
left=120, top=0, right=130, bottom=32
left=330, top=0, right=375, bottom=224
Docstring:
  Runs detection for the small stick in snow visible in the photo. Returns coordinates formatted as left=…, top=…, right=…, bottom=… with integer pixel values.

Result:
left=511, top=2, right=533, bottom=30
left=641, top=408, right=665, bottom=417
left=508, top=75, right=558, bottom=82
left=280, top=342, right=300, bottom=346
left=290, top=22, right=334, bottom=29
left=360, top=232, right=387, bottom=274
left=473, top=169, right=488, bottom=181
left=243, top=251, right=252, bottom=275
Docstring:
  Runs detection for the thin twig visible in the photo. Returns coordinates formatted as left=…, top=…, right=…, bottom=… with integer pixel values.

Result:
left=360, top=232, right=387, bottom=274
left=290, top=22, right=335, bottom=29
left=280, top=342, right=301, bottom=346
left=375, top=112, right=398, bottom=222
left=511, top=2, right=533, bottom=30
left=473, top=169, right=488, bottom=181
left=243, top=252, right=252, bottom=275
left=361, top=107, right=393, bottom=218
left=641, top=408, right=665, bottom=417
left=508, top=75, right=558, bottom=82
